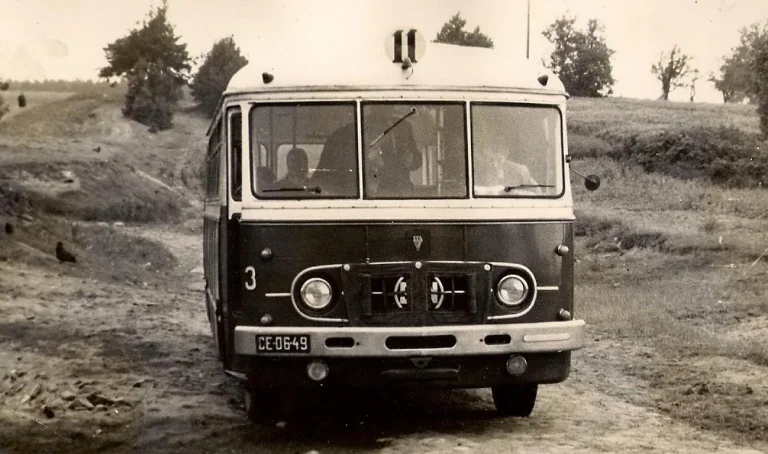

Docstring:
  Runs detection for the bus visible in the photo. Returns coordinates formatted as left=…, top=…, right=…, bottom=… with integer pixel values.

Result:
left=203, top=29, right=595, bottom=420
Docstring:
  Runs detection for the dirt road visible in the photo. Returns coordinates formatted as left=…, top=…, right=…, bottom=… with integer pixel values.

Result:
left=1, top=222, right=765, bottom=454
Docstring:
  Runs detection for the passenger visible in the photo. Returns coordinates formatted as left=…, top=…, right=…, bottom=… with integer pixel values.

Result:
left=277, top=147, right=310, bottom=188
left=473, top=138, right=538, bottom=190
left=312, top=124, right=357, bottom=196
left=365, top=111, right=422, bottom=197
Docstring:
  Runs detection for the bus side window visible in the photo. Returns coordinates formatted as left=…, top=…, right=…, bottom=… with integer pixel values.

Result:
left=229, top=110, right=242, bottom=201
left=206, top=120, right=222, bottom=202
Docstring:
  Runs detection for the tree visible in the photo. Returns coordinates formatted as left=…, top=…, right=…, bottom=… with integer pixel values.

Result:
left=99, top=1, right=190, bottom=129
left=710, top=21, right=767, bottom=103
left=542, top=16, right=616, bottom=97
left=651, top=45, right=693, bottom=101
left=0, top=79, right=8, bottom=121
left=754, top=30, right=768, bottom=136
left=434, top=12, right=494, bottom=48
left=191, top=37, right=249, bottom=117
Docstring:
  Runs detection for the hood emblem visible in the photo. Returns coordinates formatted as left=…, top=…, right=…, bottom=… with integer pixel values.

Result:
left=413, top=235, right=423, bottom=251
left=410, top=357, right=431, bottom=369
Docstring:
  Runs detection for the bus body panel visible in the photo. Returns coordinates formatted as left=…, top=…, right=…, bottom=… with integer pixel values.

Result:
left=223, top=221, right=575, bottom=374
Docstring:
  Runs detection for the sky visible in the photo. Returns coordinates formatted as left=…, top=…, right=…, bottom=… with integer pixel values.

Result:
left=0, top=0, right=766, bottom=103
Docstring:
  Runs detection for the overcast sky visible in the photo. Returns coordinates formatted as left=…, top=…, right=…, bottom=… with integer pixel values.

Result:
left=0, top=0, right=766, bottom=103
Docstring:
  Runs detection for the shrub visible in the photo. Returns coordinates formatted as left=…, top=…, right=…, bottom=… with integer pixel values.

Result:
left=0, top=95, right=9, bottom=121
left=618, top=126, right=768, bottom=188
left=568, top=133, right=615, bottom=159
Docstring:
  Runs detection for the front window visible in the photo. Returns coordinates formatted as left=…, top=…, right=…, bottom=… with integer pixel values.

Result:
left=247, top=101, right=562, bottom=200
left=471, top=104, right=563, bottom=197
left=250, top=103, right=358, bottom=198
left=362, top=103, right=467, bottom=199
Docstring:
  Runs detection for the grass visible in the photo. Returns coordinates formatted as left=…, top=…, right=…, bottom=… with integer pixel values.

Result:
left=568, top=96, right=761, bottom=141
left=0, top=160, right=188, bottom=224
left=569, top=97, right=768, bottom=188
left=568, top=98, right=768, bottom=444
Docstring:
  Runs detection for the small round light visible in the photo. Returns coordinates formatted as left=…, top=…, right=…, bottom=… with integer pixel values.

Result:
left=259, top=314, right=273, bottom=325
left=260, top=248, right=273, bottom=260
left=300, top=278, right=333, bottom=310
left=415, top=262, right=422, bottom=269
left=343, top=264, right=350, bottom=271
left=306, top=360, right=329, bottom=382
left=555, top=244, right=569, bottom=256
left=496, top=275, right=529, bottom=307
left=484, top=264, right=491, bottom=271
left=506, top=355, right=528, bottom=376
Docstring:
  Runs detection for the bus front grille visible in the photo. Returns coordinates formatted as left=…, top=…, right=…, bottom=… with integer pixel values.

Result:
left=368, top=275, right=413, bottom=314
left=426, top=274, right=476, bottom=314
left=356, top=270, right=478, bottom=321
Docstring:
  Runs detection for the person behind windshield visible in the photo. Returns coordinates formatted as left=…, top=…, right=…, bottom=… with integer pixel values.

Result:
left=473, top=138, right=538, bottom=190
left=365, top=110, right=422, bottom=197
left=277, top=147, right=310, bottom=188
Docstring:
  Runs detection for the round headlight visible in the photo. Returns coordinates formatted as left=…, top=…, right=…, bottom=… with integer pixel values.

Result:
left=496, top=275, right=529, bottom=307
left=300, top=278, right=333, bottom=310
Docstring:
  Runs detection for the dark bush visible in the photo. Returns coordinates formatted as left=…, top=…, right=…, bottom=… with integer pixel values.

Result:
left=618, top=126, right=768, bottom=188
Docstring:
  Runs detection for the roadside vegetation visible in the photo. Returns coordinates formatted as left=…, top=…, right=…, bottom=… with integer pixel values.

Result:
left=568, top=95, right=768, bottom=444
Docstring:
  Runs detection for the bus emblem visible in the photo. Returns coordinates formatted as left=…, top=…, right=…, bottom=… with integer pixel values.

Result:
left=413, top=235, right=423, bottom=251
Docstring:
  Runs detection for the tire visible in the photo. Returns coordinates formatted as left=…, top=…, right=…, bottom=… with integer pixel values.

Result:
left=492, top=383, right=538, bottom=417
left=244, top=386, right=280, bottom=422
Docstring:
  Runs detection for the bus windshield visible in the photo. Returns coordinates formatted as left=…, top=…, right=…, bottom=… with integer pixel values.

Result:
left=249, top=102, right=562, bottom=199
left=471, top=104, right=563, bottom=197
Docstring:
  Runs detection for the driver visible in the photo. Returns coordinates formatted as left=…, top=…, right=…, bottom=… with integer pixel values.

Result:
left=277, top=147, right=310, bottom=188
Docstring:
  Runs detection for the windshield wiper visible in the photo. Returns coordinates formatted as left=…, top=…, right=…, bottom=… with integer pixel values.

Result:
left=261, top=186, right=322, bottom=194
left=504, top=184, right=555, bottom=192
left=368, top=108, right=417, bottom=148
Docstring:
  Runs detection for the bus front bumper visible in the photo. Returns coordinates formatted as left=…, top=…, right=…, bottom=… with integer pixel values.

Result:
left=233, top=320, right=585, bottom=357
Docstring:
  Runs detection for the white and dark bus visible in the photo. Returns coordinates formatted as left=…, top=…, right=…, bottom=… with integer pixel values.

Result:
left=203, top=30, right=593, bottom=420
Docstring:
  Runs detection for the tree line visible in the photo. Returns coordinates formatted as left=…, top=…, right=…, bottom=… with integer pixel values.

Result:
left=6, top=5, right=763, bottom=135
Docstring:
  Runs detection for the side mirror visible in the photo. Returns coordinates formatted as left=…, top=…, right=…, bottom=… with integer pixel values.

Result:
left=570, top=167, right=601, bottom=191
left=584, top=174, right=600, bottom=191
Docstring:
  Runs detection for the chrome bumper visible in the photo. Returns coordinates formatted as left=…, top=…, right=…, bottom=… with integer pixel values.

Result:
left=234, top=320, right=585, bottom=357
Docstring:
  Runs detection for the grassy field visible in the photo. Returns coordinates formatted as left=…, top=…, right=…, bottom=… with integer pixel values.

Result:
left=568, top=96, right=768, bottom=442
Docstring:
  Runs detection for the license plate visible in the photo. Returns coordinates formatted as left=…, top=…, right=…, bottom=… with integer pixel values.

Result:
left=256, top=334, right=311, bottom=353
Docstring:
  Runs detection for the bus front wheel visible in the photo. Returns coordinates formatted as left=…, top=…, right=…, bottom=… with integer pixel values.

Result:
left=491, top=384, right=538, bottom=417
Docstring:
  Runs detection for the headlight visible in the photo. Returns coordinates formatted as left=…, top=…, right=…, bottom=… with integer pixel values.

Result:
left=496, top=275, right=529, bottom=307
left=300, top=278, right=333, bottom=310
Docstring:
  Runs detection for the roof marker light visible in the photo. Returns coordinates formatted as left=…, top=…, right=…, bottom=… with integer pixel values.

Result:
left=262, top=72, right=274, bottom=84
left=537, top=74, right=549, bottom=86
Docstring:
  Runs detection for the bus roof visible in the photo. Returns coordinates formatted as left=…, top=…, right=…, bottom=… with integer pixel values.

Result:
left=224, top=38, right=565, bottom=97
